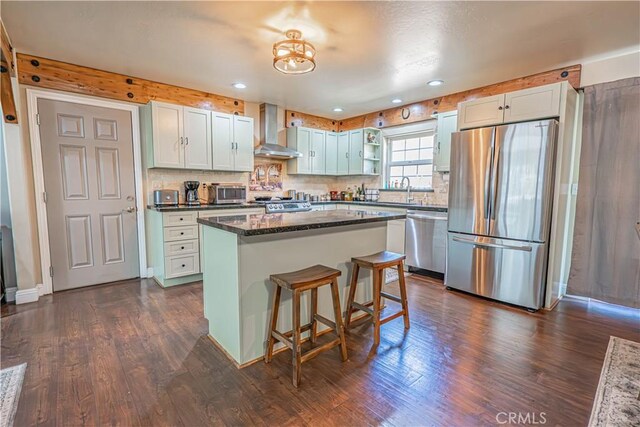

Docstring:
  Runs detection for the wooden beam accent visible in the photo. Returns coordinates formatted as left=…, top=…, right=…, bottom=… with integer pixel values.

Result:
left=338, top=64, right=581, bottom=131
left=17, top=53, right=244, bottom=115
left=1, top=20, right=17, bottom=123
left=285, top=110, right=339, bottom=132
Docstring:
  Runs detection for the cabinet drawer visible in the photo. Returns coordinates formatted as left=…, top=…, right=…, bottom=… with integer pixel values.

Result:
left=165, top=253, right=200, bottom=279
left=164, top=239, right=199, bottom=256
left=163, top=211, right=198, bottom=227
left=163, top=225, right=198, bottom=241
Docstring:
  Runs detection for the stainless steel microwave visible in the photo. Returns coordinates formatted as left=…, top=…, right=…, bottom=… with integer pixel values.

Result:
left=207, top=184, right=246, bottom=205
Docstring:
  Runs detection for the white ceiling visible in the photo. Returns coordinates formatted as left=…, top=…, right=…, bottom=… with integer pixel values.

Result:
left=3, top=1, right=639, bottom=118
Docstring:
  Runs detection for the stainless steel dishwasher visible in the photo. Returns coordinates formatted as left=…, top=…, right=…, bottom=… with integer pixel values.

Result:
left=405, top=210, right=448, bottom=273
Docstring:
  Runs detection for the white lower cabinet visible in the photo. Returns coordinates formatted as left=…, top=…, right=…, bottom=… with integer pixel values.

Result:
left=166, top=253, right=200, bottom=279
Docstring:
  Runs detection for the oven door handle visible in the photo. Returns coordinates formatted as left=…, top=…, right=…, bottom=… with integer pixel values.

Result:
left=452, top=236, right=532, bottom=252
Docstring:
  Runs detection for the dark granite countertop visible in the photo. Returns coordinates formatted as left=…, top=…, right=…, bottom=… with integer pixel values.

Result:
left=148, top=201, right=447, bottom=213
left=147, top=203, right=262, bottom=212
left=197, top=210, right=407, bottom=236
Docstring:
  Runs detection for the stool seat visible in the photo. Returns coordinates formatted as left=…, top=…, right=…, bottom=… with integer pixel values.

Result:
left=351, top=251, right=406, bottom=269
left=265, top=264, right=348, bottom=387
left=345, top=251, right=410, bottom=349
left=270, top=265, right=341, bottom=290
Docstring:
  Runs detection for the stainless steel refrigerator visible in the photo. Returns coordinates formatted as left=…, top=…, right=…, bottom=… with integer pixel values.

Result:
left=446, top=119, right=558, bottom=310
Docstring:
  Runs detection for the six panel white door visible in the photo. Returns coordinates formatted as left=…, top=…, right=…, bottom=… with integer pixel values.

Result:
left=151, top=101, right=184, bottom=168
left=183, top=107, right=213, bottom=170
left=212, top=112, right=235, bottom=171
left=233, top=115, right=255, bottom=172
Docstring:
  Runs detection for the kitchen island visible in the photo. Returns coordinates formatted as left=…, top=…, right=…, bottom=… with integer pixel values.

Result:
left=197, top=209, right=406, bottom=367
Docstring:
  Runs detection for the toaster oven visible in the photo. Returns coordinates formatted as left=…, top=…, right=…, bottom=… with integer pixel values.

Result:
left=153, top=190, right=179, bottom=206
left=208, top=184, right=246, bottom=204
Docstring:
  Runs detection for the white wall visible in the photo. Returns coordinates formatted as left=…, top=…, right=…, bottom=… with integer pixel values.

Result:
left=581, top=49, right=640, bottom=87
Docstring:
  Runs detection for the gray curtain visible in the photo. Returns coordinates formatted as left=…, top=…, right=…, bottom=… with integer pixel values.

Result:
left=567, top=77, right=640, bottom=308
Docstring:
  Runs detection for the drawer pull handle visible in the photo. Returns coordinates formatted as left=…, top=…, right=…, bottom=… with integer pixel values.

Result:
left=181, top=246, right=185, bottom=250
left=180, top=232, right=184, bottom=235
left=180, top=218, right=183, bottom=221
left=181, top=264, right=186, bottom=268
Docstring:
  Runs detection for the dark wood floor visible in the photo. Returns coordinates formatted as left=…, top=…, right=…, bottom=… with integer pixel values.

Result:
left=2, top=276, right=639, bottom=426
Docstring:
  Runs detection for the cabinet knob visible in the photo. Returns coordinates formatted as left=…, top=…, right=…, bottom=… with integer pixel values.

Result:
left=498, top=106, right=503, bottom=111
left=181, top=264, right=186, bottom=268
left=181, top=246, right=185, bottom=250
left=180, top=218, right=183, bottom=221
left=505, top=105, right=510, bottom=109
left=180, top=232, right=184, bottom=235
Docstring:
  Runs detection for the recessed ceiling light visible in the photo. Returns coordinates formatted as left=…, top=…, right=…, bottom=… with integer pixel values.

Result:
left=232, top=82, right=247, bottom=89
left=391, top=98, right=402, bottom=104
left=333, top=107, right=343, bottom=112
left=428, top=80, right=444, bottom=87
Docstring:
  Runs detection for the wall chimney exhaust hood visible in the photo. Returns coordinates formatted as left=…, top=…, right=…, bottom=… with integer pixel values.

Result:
left=254, top=103, right=302, bottom=159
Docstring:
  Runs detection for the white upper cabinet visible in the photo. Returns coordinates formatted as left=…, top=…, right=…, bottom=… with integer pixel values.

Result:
left=434, top=110, right=457, bottom=173
left=211, top=112, right=254, bottom=172
left=325, top=132, right=338, bottom=175
left=336, top=131, right=350, bottom=175
left=348, top=129, right=364, bottom=174
left=287, top=127, right=313, bottom=174
left=311, top=129, right=326, bottom=174
left=457, top=94, right=505, bottom=130
left=144, top=101, right=253, bottom=172
left=458, top=83, right=564, bottom=130
left=232, top=115, right=255, bottom=172
left=183, top=107, right=212, bottom=170
left=212, top=112, right=234, bottom=171
left=150, top=102, right=184, bottom=168
left=503, top=84, right=561, bottom=123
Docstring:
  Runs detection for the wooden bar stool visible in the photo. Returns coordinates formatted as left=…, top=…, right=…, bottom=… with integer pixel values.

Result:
left=265, top=265, right=348, bottom=387
left=344, top=251, right=410, bottom=348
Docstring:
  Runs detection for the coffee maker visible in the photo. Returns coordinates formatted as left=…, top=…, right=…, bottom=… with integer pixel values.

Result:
left=184, top=181, right=200, bottom=206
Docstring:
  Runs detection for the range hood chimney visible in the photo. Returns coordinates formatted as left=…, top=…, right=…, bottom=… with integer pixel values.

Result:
left=254, top=103, right=302, bottom=159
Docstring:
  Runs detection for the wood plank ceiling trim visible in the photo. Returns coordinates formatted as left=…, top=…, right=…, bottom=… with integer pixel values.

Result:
left=337, top=64, right=581, bottom=131
left=1, top=20, right=17, bottom=123
left=16, top=53, right=244, bottom=115
left=284, top=110, right=339, bottom=132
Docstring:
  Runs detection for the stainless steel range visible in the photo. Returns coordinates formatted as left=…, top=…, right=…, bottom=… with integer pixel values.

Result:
left=256, top=200, right=312, bottom=213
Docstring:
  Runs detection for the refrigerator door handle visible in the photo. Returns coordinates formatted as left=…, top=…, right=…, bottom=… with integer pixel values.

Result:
left=490, top=137, right=501, bottom=220
left=452, top=236, right=533, bottom=252
left=484, top=134, right=494, bottom=222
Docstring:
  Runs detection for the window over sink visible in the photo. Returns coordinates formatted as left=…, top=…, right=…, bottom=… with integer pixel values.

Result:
left=385, top=132, right=435, bottom=190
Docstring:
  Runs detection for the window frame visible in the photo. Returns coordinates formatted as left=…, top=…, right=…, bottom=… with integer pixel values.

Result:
left=384, top=130, right=435, bottom=190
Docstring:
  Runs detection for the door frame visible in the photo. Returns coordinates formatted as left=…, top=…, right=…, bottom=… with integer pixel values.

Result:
left=26, top=88, right=147, bottom=295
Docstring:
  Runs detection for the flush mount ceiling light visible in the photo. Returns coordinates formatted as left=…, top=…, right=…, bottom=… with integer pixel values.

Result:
left=232, top=82, right=247, bottom=89
left=273, top=29, right=316, bottom=74
left=428, top=79, right=444, bottom=86
left=391, top=98, right=403, bottom=104
left=333, top=107, right=343, bottom=112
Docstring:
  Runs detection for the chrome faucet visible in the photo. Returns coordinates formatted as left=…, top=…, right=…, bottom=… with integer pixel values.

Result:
left=401, top=176, right=413, bottom=203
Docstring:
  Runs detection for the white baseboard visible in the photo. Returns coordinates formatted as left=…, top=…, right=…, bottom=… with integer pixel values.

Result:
left=5, top=287, right=17, bottom=302
left=16, top=287, right=39, bottom=304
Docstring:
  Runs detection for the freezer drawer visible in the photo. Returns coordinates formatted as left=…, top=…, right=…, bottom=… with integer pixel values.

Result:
left=445, top=232, right=547, bottom=309
left=405, top=210, right=447, bottom=273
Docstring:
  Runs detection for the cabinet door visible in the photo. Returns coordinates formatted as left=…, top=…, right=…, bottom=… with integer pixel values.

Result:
left=212, top=112, right=234, bottom=171
left=336, top=131, right=350, bottom=175
left=183, top=107, right=212, bottom=170
left=348, top=129, right=364, bottom=175
left=233, top=115, right=254, bottom=172
left=325, top=132, right=338, bottom=175
left=503, top=83, right=561, bottom=123
left=151, top=102, right=183, bottom=168
left=434, top=111, right=457, bottom=173
left=458, top=94, right=505, bottom=130
left=311, top=130, right=326, bottom=175
left=295, top=127, right=313, bottom=174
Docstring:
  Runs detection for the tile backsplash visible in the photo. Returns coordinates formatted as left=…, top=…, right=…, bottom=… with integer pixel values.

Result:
left=145, top=158, right=447, bottom=206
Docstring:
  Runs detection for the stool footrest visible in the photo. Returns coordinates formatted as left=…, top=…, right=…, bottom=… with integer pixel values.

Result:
left=380, top=291, right=402, bottom=303
left=300, top=338, right=341, bottom=363
left=351, top=302, right=374, bottom=316
left=314, top=314, right=336, bottom=331
left=380, top=310, right=406, bottom=325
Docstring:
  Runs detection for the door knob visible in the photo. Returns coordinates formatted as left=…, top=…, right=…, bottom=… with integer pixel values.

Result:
left=123, top=206, right=136, bottom=213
